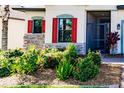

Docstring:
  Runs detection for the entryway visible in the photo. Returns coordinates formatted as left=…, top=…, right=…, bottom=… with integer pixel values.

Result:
left=86, top=11, right=111, bottom=53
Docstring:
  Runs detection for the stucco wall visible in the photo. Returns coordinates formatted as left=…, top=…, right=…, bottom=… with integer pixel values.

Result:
left=110, top=10, right=124, bottom=54
left=111, top=10, right=124, bottom=54
left=0, top=18, right=2, bottom=49
left=8, top=19, right=25, bottom=49
left=0, top=9, right=26, bottom=49
left=25, top=11, right=45, bottom=20
left=85, top=5, right=116, bottom=10
left=45, top=5, right=86, bottom=44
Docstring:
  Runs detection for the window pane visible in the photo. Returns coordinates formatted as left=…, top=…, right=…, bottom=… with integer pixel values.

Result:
left=66, top=19, right=72, bottom=30
left=59, top=19, right=63, bottom=30
left=58, top=18, right=72, bottom=42
left=63, top=30, right=72, bottom=42
left=34, top=20, right=41, bottom=33
left=58, top=30, right=63, bottom=42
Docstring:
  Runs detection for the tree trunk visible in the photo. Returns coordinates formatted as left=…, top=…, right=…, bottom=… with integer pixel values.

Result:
left=1, top=5, right=10, bottom=50
left=2, top=21, right=8, bottom=50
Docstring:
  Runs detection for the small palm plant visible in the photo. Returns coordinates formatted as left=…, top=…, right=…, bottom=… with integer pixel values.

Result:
left=107, top=31, right=120, bottom=55
left=56, top=59, right=73, bottom=80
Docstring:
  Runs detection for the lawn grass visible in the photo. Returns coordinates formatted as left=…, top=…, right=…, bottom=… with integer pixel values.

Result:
left=0, top=85, right=79, bottom=88
left=0, top=85, right=108, bottom=88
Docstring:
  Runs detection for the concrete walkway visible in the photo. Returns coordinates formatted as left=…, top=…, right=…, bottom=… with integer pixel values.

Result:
left=102, top=57, right=124, bottom=64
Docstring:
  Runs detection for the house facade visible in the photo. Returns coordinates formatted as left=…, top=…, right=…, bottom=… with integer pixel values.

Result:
left=0, top=5, right=124, bottom=55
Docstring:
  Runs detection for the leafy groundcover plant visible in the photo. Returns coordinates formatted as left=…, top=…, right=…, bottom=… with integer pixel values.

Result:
left=0, top=44, right=101, bottom=83
left=43, top=51, right=63, bottom=68
left=87, top=50, right=101, bottom=67
left=56, top=58, right=73, bottom=80
left=72, top=57, right=99, bottom=82
left=0, top=45, right=42, bottom=76
left=56, top=44, right=101, bottom=82
left=0, top=49, right=24, bottom=77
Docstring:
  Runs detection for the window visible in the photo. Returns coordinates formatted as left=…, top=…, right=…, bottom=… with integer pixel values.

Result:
left=58, top=18, right=72, bottom=42
left=57, top=14, right=73, bottom=42
left=27, top=16, right=45, bottom=34
left=52, top=14, right=77, bottom=43
left=33, top=19, right=42, bottom=33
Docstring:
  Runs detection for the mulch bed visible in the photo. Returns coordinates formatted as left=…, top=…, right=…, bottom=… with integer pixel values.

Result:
left=0, top=64, right=122, bottom=86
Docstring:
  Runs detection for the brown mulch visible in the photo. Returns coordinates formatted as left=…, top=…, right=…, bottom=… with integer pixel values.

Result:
left=0, top=64, right=122, bottom=86
left=65, top=64, right=122, bottom=85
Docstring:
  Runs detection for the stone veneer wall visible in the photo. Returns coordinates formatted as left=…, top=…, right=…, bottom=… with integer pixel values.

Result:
left=44, top=43, right=86, bottom=55
left=23, top=33, right=86, bottom=55
left=23, top=33, right=45, bottom=48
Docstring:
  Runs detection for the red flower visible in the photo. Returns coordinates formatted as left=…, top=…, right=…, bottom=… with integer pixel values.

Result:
left=107, top=31, right=120, bottom=48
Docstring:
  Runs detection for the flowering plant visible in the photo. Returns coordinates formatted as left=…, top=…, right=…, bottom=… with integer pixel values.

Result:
left=107, top=31, right=120, bottom=54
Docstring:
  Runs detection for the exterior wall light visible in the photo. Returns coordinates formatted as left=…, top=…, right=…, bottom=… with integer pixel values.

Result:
left=117, top=24, right=120, bottom=30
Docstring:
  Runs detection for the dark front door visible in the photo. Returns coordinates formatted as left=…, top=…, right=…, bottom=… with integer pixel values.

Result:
left=86, top=23, right=110, bottom=53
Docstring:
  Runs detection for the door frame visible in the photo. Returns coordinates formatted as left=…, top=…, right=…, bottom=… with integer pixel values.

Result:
left=121, top=20, right=124, bottom=54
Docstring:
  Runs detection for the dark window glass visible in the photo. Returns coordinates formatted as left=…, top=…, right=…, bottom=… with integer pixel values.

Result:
left=33, top=20, right=42, bottom=33
left=58, top=18, right=72, bottom=42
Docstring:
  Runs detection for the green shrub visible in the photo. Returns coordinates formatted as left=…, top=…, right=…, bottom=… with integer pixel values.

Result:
left=41, top=48, right=58, bottom=54
left=12, top=45, right=42, bottom=74
left=73, top=57, right=99, bottom=82
left=0, top=67, right=10, bottom=77
left=87, top=50, right=101, bottom=66
left=0, top=58, right=10, bottom=77
left=57, top=48, right=66, bottom=51
left=56, top=59, right=73, bottom=80
left=43, top=56, right=58, bottom=68
left=65, top=44, right=77, bottom=58
left=43, top=52, right=63, bottom=68
left=63, top=44, right=77, bottom=65
left=0, top=50, right=5, bottom=59
left=0, top=58, right=16, bottom=77
left=0, top=45, right=43, bottom=76
left=3, top=49, right=24, bottom=58
left=49, top=48, right=59, bottom=53
left=13, top=57, right=37, bottom=74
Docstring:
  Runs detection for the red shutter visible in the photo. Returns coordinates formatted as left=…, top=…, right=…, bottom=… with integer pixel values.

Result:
left=72, top=18, right=77, bottom=43
left=28, top=20, right=33, bottom=33
left=42, top=20, right=45, bottom=33
left=52, top=18, right=58, bottom=43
